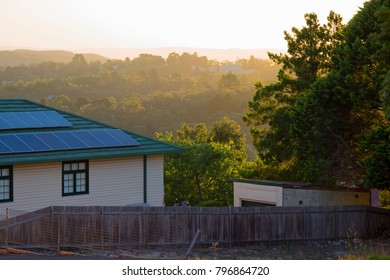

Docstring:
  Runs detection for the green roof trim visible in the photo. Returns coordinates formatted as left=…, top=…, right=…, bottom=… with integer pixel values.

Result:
left=233, top=178, right=286, bottom=187
left=233, top=178, right=370, bottom=192
left=0, top=99, right=183, bottom=165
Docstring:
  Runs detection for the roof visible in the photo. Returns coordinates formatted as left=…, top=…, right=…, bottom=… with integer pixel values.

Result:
left=233, top=178, right=370, bottom=193
left=0, top=99, right=182, bottom=165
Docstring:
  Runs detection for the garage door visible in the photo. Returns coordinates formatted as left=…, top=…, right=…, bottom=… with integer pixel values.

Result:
left=241, top=200, right=276, bottom=207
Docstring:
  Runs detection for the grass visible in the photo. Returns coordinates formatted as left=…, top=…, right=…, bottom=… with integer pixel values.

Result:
left=341, top=252, right=390, bottom=260
left=339, top=238, right=390, bottom=260
left=339, top=223, right=390, bottom=260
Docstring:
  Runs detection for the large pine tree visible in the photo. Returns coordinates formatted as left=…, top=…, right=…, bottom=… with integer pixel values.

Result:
left=245, top=0, right=390, bottom=188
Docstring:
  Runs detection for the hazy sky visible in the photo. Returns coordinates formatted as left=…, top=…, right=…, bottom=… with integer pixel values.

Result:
left=1, top=0, right=367, bottom=50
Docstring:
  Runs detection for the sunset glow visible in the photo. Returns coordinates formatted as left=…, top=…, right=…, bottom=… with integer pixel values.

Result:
left=1, top=0, right=366, bottom=51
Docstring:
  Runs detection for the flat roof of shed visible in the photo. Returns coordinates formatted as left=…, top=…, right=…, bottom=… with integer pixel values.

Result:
left=233, top=178, right=371, bottom=193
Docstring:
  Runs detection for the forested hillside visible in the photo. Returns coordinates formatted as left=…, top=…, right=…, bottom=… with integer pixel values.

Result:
left=0, top=49, right=107, bottom=66
left=0, top=51, right=280, bottom=157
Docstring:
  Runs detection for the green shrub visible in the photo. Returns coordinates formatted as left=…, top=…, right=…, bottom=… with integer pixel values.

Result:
left=197, top=200, right=227, bottom=207
left=380, top=189, right=390, bottom=209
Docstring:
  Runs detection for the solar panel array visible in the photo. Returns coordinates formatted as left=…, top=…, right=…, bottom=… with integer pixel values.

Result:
left=0, top=129, right=140, bottom=154
left=0, top=111, right=72, bottom=130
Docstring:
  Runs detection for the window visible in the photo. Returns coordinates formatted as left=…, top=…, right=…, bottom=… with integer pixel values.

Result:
left=0, top=166, right=13, bottom=203
left=62, top=160, right=89, bottom=196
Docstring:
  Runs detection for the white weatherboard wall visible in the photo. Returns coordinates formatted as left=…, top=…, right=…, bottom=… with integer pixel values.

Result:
left=146, top=155, right=164, bottom=206
left=0, top=156, right=165, bottom=215
left=233, top=181, right=283, bottom=207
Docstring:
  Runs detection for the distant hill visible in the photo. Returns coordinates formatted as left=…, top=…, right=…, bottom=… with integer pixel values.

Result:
left=70, top=47, right=287, bottom=61
left=0, top=49, right=108, bottom=67
left=0, top=47, right=287, bottom=67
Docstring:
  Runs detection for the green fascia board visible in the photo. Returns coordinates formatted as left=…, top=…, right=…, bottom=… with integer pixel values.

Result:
left=0, top=147, right=181, bottom=165
left=232, top=178, right=285, bottom=187
left=0, top=99, right=183, bottom=165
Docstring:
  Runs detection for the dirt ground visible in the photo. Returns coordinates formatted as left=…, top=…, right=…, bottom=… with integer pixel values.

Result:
left=119, top=239, right=390, bottom=260
left=1, top=238, right=389, bottom=260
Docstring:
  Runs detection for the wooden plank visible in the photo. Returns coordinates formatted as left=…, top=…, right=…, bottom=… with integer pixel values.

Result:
left=184, top=229, right=201, bottom=259
left=0, top=205, right=388, bottom=249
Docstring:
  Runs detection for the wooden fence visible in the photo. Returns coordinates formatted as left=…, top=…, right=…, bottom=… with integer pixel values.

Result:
left=0, top=205, right=389, bottom=251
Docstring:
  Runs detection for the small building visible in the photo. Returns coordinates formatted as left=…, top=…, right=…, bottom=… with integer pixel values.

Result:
left=0, top=99, right=181, bottom=214
left=233, top=178, right=377, bottom=207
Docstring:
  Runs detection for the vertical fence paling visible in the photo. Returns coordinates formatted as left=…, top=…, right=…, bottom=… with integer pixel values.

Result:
left=335, top=207, right=339, bottom=240
left=57, top=207, right=61, bottom=253
left=302, top=207, right=306, bottom=245
left=0, top=205, right=389, bottom=250
left=228, top=207, right=232, bottom=247
left=100, top=206, right=104, bottom=250
left=5, top=208, right=9, bottom=248
left=268, top=207, right=272, bottom=245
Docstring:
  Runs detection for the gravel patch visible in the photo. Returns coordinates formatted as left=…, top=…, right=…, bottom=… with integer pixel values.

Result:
left=0, top=239, right=389, bottom=260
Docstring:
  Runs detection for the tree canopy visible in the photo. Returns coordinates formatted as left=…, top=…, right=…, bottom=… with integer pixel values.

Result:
left=157, top=118, right=248, bottom=206
left=244, top=0, right=390, bottom=188
left=244, top=11, right=344, bottom=180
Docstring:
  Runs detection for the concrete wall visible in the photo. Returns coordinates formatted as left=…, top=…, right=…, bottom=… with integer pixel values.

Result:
left=283, top=188, right=371, bottom=206
left=233, top=179, right=372, bottom=207
left=233, top=182, right=283, bottom=207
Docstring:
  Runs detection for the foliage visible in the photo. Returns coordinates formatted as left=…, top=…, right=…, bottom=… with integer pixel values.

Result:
left=244, top=11, right=344, bottom=182
left=380, top=189, right=390, bottom=209
left=0, top=52, right=279, bottom=159
left=157, top=118, right=247, bottom=206
left=292, top=0, right=390, bottom=186
left=244, top=1, right=390, bottom=188
left=360, top=125, right=390, bottom=189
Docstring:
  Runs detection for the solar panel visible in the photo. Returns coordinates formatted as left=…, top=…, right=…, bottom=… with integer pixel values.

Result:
left=0, top=141, right=12, bottom=153
left=1, top=112, right=27, bottom=128
left=88, top=130, right=123, bottom=146
left=16, top=134, right=51, bottom=151
left=0, top=111, right=72, bottom=130
left=0, top=135, right=32, bottom=153
left=72, top=130, right=105, bottom=147
left=35, top=111, right=71, bottom=127
left=38, top=133, right=70, bottom=150
left=0, top=129, right=140, bottom=154
left=14, top=112, right=43, bottom=127
left=0, top=116, right=13, bottom=129
left=104, top=129, right=140, bottom=146
left=54, top=131, right=88, bottom=149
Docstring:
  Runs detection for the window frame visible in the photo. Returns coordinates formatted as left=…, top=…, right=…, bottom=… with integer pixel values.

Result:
left=62, top=160, right=89, bottom=196
left=0, top=165, right=13, bottom=203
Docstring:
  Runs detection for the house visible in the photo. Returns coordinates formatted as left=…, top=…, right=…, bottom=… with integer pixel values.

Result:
left=0, top=99, right=181, bottom=214
left=233, top=178, right=379, bottom=207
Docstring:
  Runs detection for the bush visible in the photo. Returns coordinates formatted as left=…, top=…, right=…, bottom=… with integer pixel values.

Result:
left=197, top=200, right=227, bottom=207
left=380, top=190, right=390, bottom=209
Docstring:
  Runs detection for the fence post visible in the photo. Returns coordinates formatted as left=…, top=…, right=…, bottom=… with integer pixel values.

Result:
left=5, top=208, right=9, bottom=248
left=363, top=206, right=368, bottom=239
left=184, top=229, right=201, bottom=259
left=51, top=206, right=54, bottom=247
left=302, top=206, right=306, bottom=245
left=101, top=206, right=104, bottom=250
left=268, top=206, right=272, bottom=246
left=335, top=207, right=339, bottom=240
left=118, top=208, right=122, bottom=253
left=143, top=206, right=148, bottom=248
left=228, top=206, right=232, bottom=247
left=188, top=206, right=193, bottom=243
left=57, top=207, right=61, bottom=254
